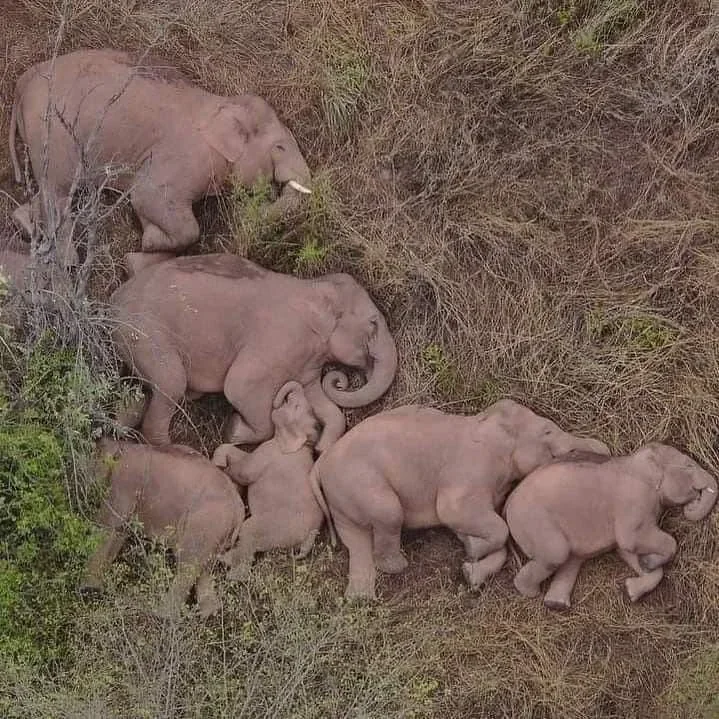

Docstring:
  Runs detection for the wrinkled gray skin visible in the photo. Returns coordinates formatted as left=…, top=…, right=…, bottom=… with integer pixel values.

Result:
left=212, top=381, right=325, bottom=579
left=80, top=439, right=246, bottom=618
left=110, top=253, right=397, bottom=452
left=505, top=443, right=718, bottom=610
left=9, top=49, right=312, bottom=267
left=310, top=399, right=610, bottom=599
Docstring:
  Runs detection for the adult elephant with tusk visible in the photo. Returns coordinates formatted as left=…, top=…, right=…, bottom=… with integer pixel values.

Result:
left=9, top=49, right=312, bottom=267
left=110, top=252, right=397, bottom=452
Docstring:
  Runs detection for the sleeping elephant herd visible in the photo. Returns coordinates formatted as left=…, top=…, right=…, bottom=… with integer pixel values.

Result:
left=1, top=49, right=717, bottom=618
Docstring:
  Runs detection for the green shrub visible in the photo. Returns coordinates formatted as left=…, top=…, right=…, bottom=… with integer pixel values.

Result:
left=0, top=420, right=96, bottom=666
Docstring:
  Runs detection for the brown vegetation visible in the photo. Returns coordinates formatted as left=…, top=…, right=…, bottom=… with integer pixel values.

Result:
left=1, top=1, right=718, bottom=717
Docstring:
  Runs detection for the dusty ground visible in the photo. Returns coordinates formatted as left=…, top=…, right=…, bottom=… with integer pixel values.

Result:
left=2, top=1, right=719, bottom=717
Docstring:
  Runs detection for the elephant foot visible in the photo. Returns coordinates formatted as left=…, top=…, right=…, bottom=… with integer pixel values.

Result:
left=227, top=562, right=252, bottom=582
left=638, top=553, right=664, bottom=572
left=197, top=594, right=221, bottom=619
left=344, top=580, right=377, bottom=602
left=114, top=394, right=147, bottom=429
left=376, top=552, right=408, bottom=575
left=462, top=561, right=492, bottom=591
left=543, top=596, right=571, bottom=611
left=513, top=575, right=541, bottom=599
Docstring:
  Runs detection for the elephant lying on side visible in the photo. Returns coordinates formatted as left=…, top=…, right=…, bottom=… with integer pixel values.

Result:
left=212, top=381, right=326, bottom=578
left=505, top=443, right=718, bottom=609
left=310, top=400, right=610, bottom=599
left=80, top=439, right=246, bottom=618
left=10, top=49, right=312, bottom=266
left=110, top=253, right=398, bottom=452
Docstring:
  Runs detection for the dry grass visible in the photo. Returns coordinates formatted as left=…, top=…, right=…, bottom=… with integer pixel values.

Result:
left=2, top=0, right=719, bottom=717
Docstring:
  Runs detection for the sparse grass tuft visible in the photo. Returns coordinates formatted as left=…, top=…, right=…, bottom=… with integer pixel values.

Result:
left=321, top=45, right=370, bottom=137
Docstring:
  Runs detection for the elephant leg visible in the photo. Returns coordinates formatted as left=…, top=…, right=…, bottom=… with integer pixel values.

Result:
left=372, top=492, right=407, bottom=575
left=12, top=202, right=34, bottom=236
left=140, top=355, right=187, bottom=445
left=514, top=558, right=563, bottom=598
left=131, top=189, right=200, bottom=253
left=223, top=374, right=274, bottom=445
left=158, top=561, right=203, bottom=619
left=195, top=570, right=221, bottom=618
left=462, top=547, right=508, bottom=591
left=136, top=215, right=177, bottom=255
left=80, top=528, right=127, bottom=595
left=304, top=379, right=346, bottom=452
left=224, top=517, right=261, bottom=581
left=621, top=525, right=677, bottom=571
left=437, top=491, right=509, bottom=590
left=294, top=529, right=319, bottom=560
left=618, top=549, right=664, bottom=602
left=543, top=557, right=584, bottom=610
left=335, top=514, right=377, bottom=600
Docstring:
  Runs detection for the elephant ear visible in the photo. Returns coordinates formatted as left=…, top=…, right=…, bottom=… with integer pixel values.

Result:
left=292, top=283, right=340, bottom=343
left=202, top=106, right=250, bottom=163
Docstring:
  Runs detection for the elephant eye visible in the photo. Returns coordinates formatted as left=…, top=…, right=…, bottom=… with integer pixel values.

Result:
left=275, top=143, right=286, bottom=152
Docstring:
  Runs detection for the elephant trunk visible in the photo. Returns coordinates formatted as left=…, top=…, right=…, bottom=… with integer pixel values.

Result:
left=322, top=315, right=398, bottom=408
left=683, top=468, right=718, bottom=521
left=266, top=142, right=312, bottom=221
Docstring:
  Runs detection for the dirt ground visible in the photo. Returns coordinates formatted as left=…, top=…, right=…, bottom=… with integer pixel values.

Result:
left=1, top=2, right=719, bottom=718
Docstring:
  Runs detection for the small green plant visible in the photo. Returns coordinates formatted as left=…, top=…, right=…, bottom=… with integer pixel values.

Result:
left=422, top=343, right=462, bottom=397
left=227, top=175, right=281, bottom=254
left=322, top=46, right=370, bottom=135
left=557, top=0, right=640, bottom=57
left=586, top=310, right=677, bottom=351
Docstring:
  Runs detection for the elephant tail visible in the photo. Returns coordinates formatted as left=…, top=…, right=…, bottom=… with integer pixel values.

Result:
left=309, top=462, right=336, bottom=547
left=9, top=94, right=22, bottom=185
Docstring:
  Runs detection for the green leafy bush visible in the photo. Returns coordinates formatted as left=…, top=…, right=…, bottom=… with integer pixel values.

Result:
left=0, top=420, right=96, bottom=666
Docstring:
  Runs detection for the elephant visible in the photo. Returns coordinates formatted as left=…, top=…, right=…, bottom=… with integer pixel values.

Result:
left=9, top=49, right=312, bottom=266
left=309, top=399, right=610, bottom=599
left=109, top=252, right=398, bottom=451
left=504, top=443, right=718, bottom=610
left=80, top=439, right=246, bottom=618
left=212, top=381, right=327, bottom=579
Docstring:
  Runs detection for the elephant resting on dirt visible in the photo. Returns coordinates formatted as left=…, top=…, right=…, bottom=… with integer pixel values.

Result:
left=212, top=381, right=327, bottom=578
left=110, top=253, right=398, bottom=451
left=10, top=49, right=312, bottom=266
left=309, top=399, right=610, bottom=599
left=505, top=444, right=718, bottom=610
left=81, top=439, right=246, bottom=618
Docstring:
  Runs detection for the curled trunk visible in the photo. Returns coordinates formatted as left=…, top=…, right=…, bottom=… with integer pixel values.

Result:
left=322, top=315, right=398, bottom=408
left=684, top=468, right=718, bottom=521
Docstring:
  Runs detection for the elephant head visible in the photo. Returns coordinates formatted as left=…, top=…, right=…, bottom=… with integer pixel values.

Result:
left=634, top=443, right=718, bottom=521
left=271, top=381, right=321, bottom=454
left=484, top=399, right=610, bottom=476
left=314, top=274, right=398, bottom=408
left=202, top=95, right=312, bottom=219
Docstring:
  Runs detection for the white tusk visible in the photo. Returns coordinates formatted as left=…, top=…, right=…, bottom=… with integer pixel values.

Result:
left=288, top=179, right=312, bottom=194
left=706, top=487, right=716, bottom=493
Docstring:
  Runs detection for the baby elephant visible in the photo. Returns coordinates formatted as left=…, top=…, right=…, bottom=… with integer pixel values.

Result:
left=81, top=439, right=245, bottom=618
left=212, top=381, right=324, bottom=579
left=310, top=399, right=609, bottom=599
left=505, top=443, right=718, bottom=610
